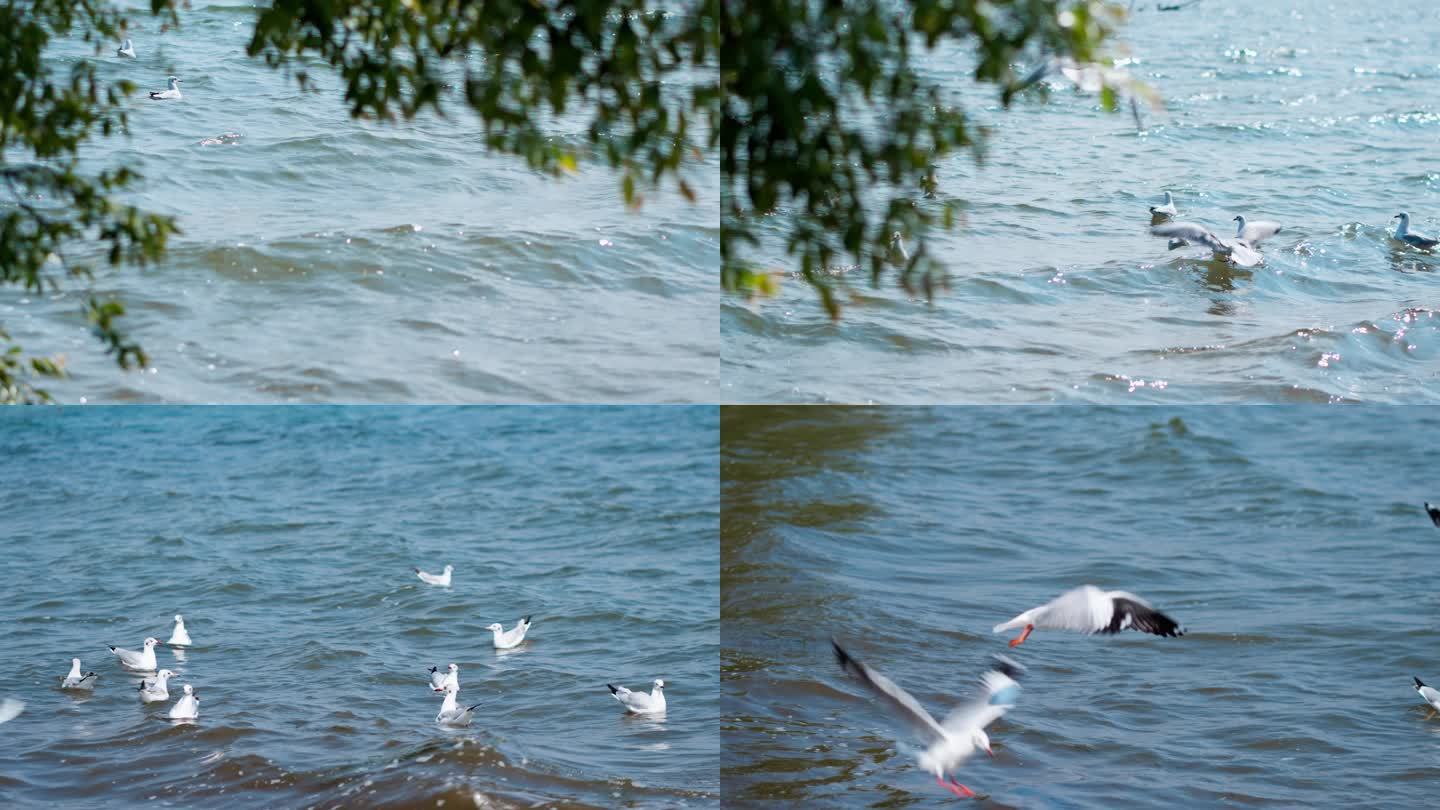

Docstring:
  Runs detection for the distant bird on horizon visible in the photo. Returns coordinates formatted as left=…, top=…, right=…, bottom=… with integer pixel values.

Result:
left=1416, top=677, right=1440, bottom=719
left=117, top=38, right=136, bottom=58
left=994, top=585, right=1185, bottom=646
left=1150, top=191, right=1178, bottom=223
left=1425, top=502, right=1440, bottom=527
left=1394, top=213, right=1438, bottom=249
left=149, top=76, right=181, bottom=100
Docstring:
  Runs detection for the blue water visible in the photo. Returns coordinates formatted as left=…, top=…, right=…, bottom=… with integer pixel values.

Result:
left=1, top=406, right=719, bottom=808
left=723, top=406, right=1440, bottom=806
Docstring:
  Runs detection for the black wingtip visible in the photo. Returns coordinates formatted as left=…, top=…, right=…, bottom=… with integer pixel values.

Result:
left=523, top=615, right=531, bottom=624
left=831, top=637, right=853, bottom=669
left=413, top=567, right=421, bottom=573
left=606, top=683, right=618, bottom=694
left=1417, top=676, right=1427, bottom=689
left=467, top=703, right=482, bottom=711
left=108, top=646, right=117, bottom=652
left=429, top=666, right=438, bottom=674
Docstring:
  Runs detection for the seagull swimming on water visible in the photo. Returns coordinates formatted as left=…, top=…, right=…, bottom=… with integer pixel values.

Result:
left=1151, top=221, right=1265, bottom=267
left=415, top=565, right=452, bottom=586
left=168, top=684, right=199, bottom=720
left=139, top=669, right=176, bottom=703
left=833, top=639, right=1024, bottom=800
left=1393, top=213, right=1439, bottom=249
left=167, top=614, right=192, bottom=647
left=109, top=637, right=163, bottom=671
left=486, top=616, right=531, bottom=649
left=435, top=683, right=481, bottom=726
left=61, top=658, right=99, bottom=690
left=607, top=679, right=666, bottom=714
left=117, top=38, right=136, bottom=58
left=994, top=585, right=1185, bottom=646
left=149, top=76, right=182, bottom=100
left=1150, top=191, right=1178, bottom=223
left=428, top=663, right=459, bottom=692
left=1416, top=677, right=1440, bottom=719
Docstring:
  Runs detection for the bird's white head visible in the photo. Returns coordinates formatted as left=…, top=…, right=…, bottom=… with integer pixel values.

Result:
left=485, top=622, right=503, bottom=632
left=157, top=669, right=175, bottom=680
left=972, top=728, right=993, bottom=758
left=653, top=679, right=665, bottom=690
left=181, top=684, right=193, bottom=695
left=168, top=76, right=181, bottom=88
left=448, top=663, right=458, bottom=673
left=174, top=614, right=184, bottom=623
left=1395, top=212, right=1411, bottom=228
left=443, top=565, right=453, bottom=574
left=1163, top=191, right=1173, bottom=203
left=143, top=637, right=161, bottom=648
left=71, top=657, right=81, bottom=667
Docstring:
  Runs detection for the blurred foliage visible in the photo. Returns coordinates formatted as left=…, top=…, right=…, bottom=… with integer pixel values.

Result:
left=720, top=0, right=1140, bottom=317
left=0, top=0, right=180, bottom=403
left=247, top=0, right=719, bottom=207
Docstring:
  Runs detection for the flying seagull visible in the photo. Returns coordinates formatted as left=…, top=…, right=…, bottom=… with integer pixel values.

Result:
left=1151, top=221, right=1264, bottom=267
left=833, top=639, right=1023, bottom=799
left=994, top=585, right=1185, bottom=646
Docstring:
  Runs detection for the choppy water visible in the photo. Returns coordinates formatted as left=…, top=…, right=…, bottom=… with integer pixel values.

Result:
left=722, top=406, right=1440, bottom=806
left=723, top=0, right=1440, bottom=402
left=4, top=4, right=717, bottom=402
left=1, top=406, right=719, bottom=808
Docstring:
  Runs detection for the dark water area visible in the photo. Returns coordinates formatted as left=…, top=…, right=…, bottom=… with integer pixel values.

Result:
left=723, top=406, right=1440, bottom=806
left=1, top=406, right=719, bottom=808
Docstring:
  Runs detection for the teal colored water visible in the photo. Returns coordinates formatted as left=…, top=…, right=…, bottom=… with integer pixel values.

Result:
left=5, top=4, right=718, bottom=402
left=723, top=406, right=1440, bottom=806
left=1, top=406, right=719, bottom=808
left=724, top=0, right=1440, bottom=402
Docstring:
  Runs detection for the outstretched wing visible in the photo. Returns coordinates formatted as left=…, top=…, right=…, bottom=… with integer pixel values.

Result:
left=1238, top=220, right=1283, bottom=244
left=1151, top=222, right=1227, bottom=253
left=1104, top=594, right=1185, bottom=637
left=832, top=639, right=946, bottom=744
left=940, top=656, right=1025, bottom=734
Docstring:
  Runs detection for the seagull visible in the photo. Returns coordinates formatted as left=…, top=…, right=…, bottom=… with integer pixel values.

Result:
left=117, top=38, right=136, bottom=58
left=486, top=616, right=531, bottom=649
left=109, top=637, right=163, bottom=671
left=435, top=683, right=481, bottom=726
left=607, top=679, right=666, bottom=714
left=1426, top=503, right=1440, bottom=528
left=415, top=565, right=452, bottom=586
left=61, top=658, right=99, bottom=690
left=167, top=614, right=192, bottom=647
left=428, top=663, right=459, bottom=692
left=994, top=585, right=1185, bottom=646
left=1151, top=221, right=1264, bottom=267
left=149, top=76, right=182, bottom=100
left=1150, top=191, right=1178, bottom=223
left=1416, top=677, right=1440, bottom=719
left=832, top=639, right=1023, bottom=799
left=139, top=669, right=176, bottom=703
left=1393, top=213, right=1439, bottom=249
left=887, top=232, right=911, bottom=266
left=168, top=684, right=199, bottom=720
left=0, top=698, right=23, bottom=724
left=1233, top=215, right=1283, bottom=244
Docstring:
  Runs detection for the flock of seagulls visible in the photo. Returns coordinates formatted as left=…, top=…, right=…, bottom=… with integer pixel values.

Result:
left=56, top=616, right=200, bottom=720
left=835, top=584, right=1185, bottom=798
left=112, top=36, right=183, bottom=100
left=414, top=564, right=667, bottom=723
left=1147, top=191, right=1434, bottom=267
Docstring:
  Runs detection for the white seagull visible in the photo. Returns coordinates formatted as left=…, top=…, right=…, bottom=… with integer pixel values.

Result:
left=1149, top=191, right=1178, bottom=222
left=994, top=585, right=1185, bottom=647
left=1416, top=677, right=1440, bottom=719
left=149, top=76, right=182, bottom=100
left=168, top=684, right=199, bottom=720
left=607, top=679, right=666, bottom=714
left=109, top=637, right=163, bottom=671
left=1151, top=221, right=1264, bottom=267
left=118, top=38, right=136, bottom=58
left=1393, top=212, right=1439, bottom=249
left=1233, top=215, right=1283, bottom=244
left=428, top=663, right=459, bottom=692
left=832, top=639, right=1024, bottom=799
left=415, top=564, right=452, bottom=586
left=887, top=232, right=911, bottom=266
left=167, top=614, right=192, bottom=647
left=486, top=616, right=531, bottom=649
left=61, top=658, right=99, bottom=690
left=435, top=683, right=481, bottom=726
left=139, top=669, right=176, bottom=703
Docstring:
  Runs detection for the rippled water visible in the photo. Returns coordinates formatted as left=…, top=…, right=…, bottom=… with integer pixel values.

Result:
left=1, top=406, right=719, bottom=808
left=723, top=0, right=1440, bottom=402
left=722, top=406, right=1440, bottom=806
left=4, top=4, right=718, bottom=402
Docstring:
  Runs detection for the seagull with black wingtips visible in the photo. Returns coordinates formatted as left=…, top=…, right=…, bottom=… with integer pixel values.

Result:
left=994, top=585, right=1185, bottom=646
